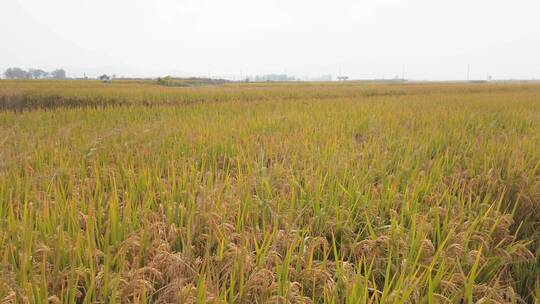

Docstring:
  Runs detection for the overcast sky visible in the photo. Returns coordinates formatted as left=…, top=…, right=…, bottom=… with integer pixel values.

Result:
left=1, top=0, right=539, bottom=80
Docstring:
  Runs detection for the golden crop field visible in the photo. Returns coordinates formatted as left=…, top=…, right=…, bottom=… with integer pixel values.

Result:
left=1, top=80, right=539, bottom=303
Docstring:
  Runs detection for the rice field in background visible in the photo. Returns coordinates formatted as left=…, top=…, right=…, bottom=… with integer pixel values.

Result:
left=0, top=80, right=539, bottom=303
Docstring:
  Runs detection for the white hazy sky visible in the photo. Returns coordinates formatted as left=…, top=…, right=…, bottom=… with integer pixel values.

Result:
left=1, top=0, right=539, bottom=80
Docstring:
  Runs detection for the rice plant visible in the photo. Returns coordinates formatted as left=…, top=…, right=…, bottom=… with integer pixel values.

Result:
left=0, top=80, right=539, bottom=303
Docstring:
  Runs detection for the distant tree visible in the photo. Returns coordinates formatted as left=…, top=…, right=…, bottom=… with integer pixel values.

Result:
left=29, top=69, right=48, bottom=79
left=99, top=74, right=111, bottom=83
left=50, top=69, right=66, bottom=79
left=156, top=76, right=171, bottom=86
left=4, top=67, right=30, bottom=79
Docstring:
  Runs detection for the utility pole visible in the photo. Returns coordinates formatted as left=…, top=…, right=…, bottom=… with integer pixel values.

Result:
left=467, top=64, right=470, bottom=81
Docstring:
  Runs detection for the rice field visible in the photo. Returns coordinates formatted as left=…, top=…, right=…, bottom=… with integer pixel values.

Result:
left=0, top=80, right=539, bottom=303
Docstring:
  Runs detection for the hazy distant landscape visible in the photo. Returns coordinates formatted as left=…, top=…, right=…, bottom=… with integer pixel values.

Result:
left=2, top=0, right=540, bottom=302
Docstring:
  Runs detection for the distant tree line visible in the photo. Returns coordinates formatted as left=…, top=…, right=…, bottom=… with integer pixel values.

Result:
left=3, top=67, right=66, bottom=79
left=156, top=76, right=229, bottom=87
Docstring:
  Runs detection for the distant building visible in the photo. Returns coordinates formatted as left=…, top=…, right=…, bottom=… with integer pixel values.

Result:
left=337, top=76, right=349, bottom=81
